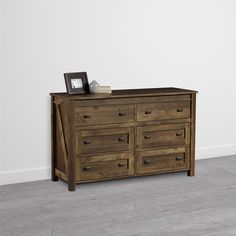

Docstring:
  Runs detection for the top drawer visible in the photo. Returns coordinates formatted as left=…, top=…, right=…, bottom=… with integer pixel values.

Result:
left=75, top=104, right=135, bottom=126
left=137, top=101, right=190, bottom=121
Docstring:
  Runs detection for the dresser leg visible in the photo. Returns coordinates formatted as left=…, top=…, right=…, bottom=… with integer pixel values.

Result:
left=51, top=168, right=59, bottom=181
left=52, top=175, right=59, bottom=181
left=187, top=169, right=195, bottom=176
left=68, top=182, right=76, bottom=191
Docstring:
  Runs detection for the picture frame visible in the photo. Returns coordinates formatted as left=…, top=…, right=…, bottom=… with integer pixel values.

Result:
left=64, top=72, right=90, bottom=95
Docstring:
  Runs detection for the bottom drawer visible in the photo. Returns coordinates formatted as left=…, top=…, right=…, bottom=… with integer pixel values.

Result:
left=77, top=152, right=134, bottom=181
left=136, top=147, right=189, bottom=174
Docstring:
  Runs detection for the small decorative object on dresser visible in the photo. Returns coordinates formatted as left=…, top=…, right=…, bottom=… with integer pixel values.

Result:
left=98, top=86, right=112, bottom=94
left=89, top=80, right=112, bottom=94
left=64, top=72, right=90, bottom=94
left=50, top=87, right=197, bottom=191
left=89, top=80, right=100, bottom=94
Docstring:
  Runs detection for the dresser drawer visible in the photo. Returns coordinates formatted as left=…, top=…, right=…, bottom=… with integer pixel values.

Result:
left=137, top=147, right=189, bottom=174
left=75, top=104, right=134, bottom=126
left=137, top=123, right=190, bottom=150
left=77, top=152, right=134, bottom=181
left=137, top=101, right=190, bottom=121
left=76, top=127, right=134, bottom=154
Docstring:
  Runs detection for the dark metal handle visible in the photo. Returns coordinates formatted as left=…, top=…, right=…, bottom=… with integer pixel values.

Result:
left=83, top=140, right=91, bottom=145
left=118, top=137, right=126, bottom=142
left=176, top=132, right=183, bottom=137
left=118, top=112, right=127, bottom=116
left=83, top=115, right=91, bottom=119
left=145, top=111, right=152, bottom=114
left=144, top=135, right=151, bottom=139
left=144, top=160, right=151, bottom=165
left=118, top=163, right=125, bottom=167
left=83, top=166, right=91, bottom=171
left=177, top=108, right=183, bottom=112
left=176, top=156, right=184, bottom=161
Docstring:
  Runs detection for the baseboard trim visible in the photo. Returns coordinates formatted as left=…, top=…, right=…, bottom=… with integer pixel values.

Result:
left=0, top=144, right=236, bottom=186
left=196, top=144, right=236, bottom=160
left=0, top=167, right=51, bottom=186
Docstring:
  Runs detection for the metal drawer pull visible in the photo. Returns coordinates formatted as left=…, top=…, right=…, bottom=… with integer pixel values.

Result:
left=118, top=137, right=126, bottom=142
left=144, top=160, right=151, bottom=165
left=83, top=140, right=91, bottom=145
left=118, top=163, right=125, bottom=167
left=144, top=135, right=151, bottom=139
left=145, top=111, right=152, bottom=114
left=177, top=108, right=183, bottom=112
left=176, top=132, right=183, bottom=137
left=118, top=112, right=127, bottom=116
left=176, top=156, right=184, bottom=161
left=83, top=115, right=91, bottom=119
left=83, top=166, right=91, bottom=171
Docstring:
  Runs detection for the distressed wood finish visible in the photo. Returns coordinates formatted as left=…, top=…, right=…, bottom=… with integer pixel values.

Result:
left=51, top=96, right=58, bottom=181
left=75, top=104, right=135, bottom=126
left=77, top=152, right=134, bottom=181
left=55, top=104, right=68, bottom=171
left=137, top=101, right=191, bottom=121
left=136, top=147, right=190, bottom=174
left=50, top=87, right=197, bottom=191
left=136, top=123, right=190, bottom=150
left=72, top=95, right=191, bottom=107
left=188, top=93, right=197, bottom=176
left=76, top=127, right=134, bottom=155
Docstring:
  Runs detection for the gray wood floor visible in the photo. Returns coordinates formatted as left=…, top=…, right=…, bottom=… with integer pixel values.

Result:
left=1, top=155, right=236, bottom=236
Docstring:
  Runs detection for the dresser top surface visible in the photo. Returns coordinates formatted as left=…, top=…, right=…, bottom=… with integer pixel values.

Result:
left=50, top=87, right=197, bottom=100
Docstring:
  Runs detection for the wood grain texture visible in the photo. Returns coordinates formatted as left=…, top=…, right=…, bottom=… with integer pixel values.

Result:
left=50, top=87, right=197, bottom=100
left=136, top=147, right=189, bottom=174
left=188, top=93, right=197, bottom=177
left=75, top=104, right=135, bottom=126
left=137, top=123, right=190, bottom=150
left=71, top=95, right=191, bottom=107
left=76, top=127, right=134, bottom=155
left=79, top=159, right=129, bottom=180
left=66, top=100, right=76, bottom=191
left=137, top=101, right=191, bottom=121
left=51, top=96, right=58, bottom=181
left=51, top=87, right=197, bottom=191
left=55, top=104, right=68, bottom=171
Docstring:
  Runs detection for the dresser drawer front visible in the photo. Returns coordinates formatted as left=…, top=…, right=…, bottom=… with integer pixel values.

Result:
left=137, top=101, right=190, bottom=121
left=137, top=147, right=189, bottom=174
left=77, top=153, right=134, bottom=180
left=76, top=127, right=134, bottom=154
left=75, top=105, right=134, bottom=126
left=137, top=123, right=190, bottom=149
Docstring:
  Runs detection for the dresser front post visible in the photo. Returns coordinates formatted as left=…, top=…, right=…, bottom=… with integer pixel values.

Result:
left=51, top=96, right=58, bottom=181
left=67, top=100, right=76, bottom=191
left=188, top=93, right=196, bottom=177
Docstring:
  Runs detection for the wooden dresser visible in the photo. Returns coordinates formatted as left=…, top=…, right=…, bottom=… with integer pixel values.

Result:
left=51, top=88, right=197, bottom=191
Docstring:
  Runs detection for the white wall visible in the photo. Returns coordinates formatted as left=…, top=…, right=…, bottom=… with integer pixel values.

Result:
left=1, top=0, right=236, bottom=185
left=0, top=0, right=4, bottom=176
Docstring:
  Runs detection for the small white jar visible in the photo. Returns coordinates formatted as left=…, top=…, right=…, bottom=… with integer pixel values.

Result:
left=89, top=80, right=100, bottom=94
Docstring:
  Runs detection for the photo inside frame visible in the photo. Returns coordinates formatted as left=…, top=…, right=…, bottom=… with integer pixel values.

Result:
left=71, top=78, right=83, bottom=89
